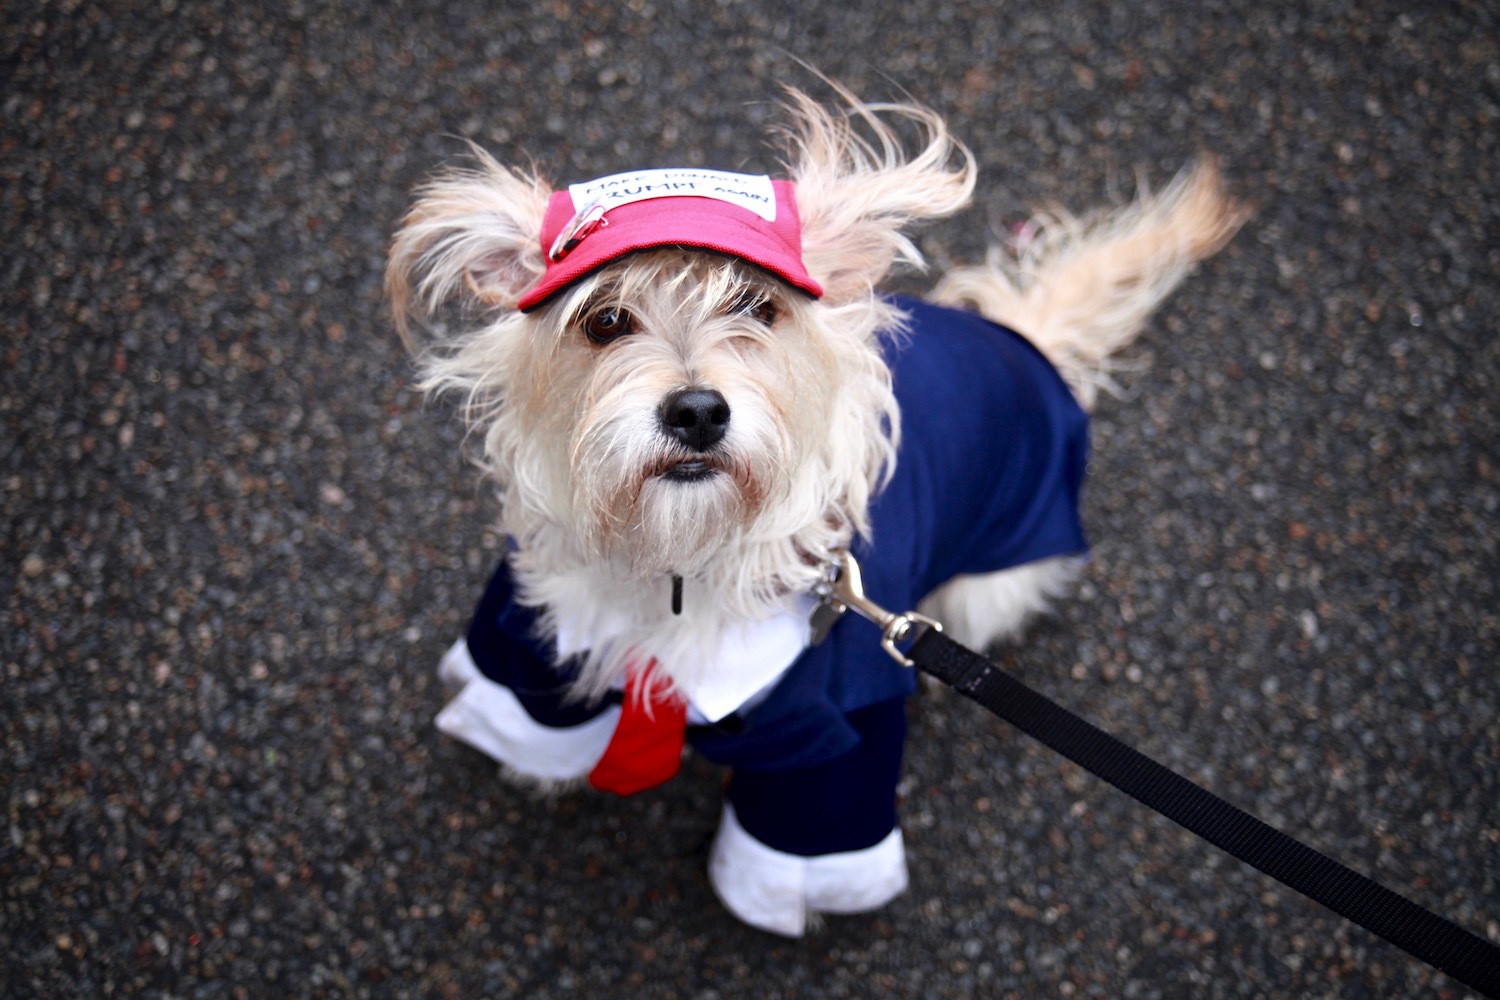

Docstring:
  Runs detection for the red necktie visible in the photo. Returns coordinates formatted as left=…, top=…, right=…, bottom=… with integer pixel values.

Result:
left=588, top=660, right=688, bottom=796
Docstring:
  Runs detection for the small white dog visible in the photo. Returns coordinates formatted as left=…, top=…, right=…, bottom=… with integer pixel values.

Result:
left=387, top=89, right=1245, bottom=936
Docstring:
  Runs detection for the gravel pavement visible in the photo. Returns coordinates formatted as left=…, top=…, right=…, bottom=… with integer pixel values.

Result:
left=4, top=1, right=1498, bottom=997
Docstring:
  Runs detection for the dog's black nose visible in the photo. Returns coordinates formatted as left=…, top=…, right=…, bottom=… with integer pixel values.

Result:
left=659, top=388, right=730, bottom=452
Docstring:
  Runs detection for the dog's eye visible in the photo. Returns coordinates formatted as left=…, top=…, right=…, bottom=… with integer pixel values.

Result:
left=732, top=294, right=779, bottom=327
left=582, top=306, right=636, bottom=344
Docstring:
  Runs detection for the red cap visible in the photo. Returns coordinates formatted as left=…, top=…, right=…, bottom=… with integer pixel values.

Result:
left=517, top=169, right=823, bottom=311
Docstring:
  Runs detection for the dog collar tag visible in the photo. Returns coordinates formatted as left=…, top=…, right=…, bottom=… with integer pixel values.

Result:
left=567, top=168, right=779, bottom=222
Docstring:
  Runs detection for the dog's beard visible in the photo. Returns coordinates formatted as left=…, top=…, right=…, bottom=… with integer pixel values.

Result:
left=614, top=468, right=754, bottom=576
left=569, top=372, right=785, bottom=578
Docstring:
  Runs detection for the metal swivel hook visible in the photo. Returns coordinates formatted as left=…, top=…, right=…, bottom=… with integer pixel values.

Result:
left=814, top=549, right=943, bottom=667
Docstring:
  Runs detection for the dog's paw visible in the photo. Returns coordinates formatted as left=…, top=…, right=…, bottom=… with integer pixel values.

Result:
left=707, top=804, right=908, bottom=937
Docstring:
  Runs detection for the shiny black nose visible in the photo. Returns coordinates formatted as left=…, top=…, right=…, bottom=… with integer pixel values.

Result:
left=659, top=388, right=730, bottom=452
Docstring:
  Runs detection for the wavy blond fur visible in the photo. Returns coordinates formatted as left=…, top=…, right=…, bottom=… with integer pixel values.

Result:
left=933, top=159, right=1249, bottom=409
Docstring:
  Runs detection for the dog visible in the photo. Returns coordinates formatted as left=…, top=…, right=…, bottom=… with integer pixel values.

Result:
left=386, top=88, right=1246, bottom=936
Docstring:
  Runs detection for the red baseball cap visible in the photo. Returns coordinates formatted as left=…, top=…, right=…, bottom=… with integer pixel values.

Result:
left=516, top=168, right=824, bottom=312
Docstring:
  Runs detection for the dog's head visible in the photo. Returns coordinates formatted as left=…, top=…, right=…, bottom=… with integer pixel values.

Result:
left=387, top=92, right=974, bottom=599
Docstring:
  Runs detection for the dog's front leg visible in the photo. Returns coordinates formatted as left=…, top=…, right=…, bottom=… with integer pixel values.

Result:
left=707, top=699, right=910, bottom=936
left=435, top=638, right=621, bottom=792
left=433, top=562, right=625, bottom=792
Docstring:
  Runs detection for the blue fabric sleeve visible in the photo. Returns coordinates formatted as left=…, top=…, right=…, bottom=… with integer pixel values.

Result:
left=725, top=699, right=906, bottom=854
left=464, top=561, right=611, bottom=728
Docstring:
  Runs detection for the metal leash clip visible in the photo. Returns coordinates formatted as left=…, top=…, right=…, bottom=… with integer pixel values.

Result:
left=810, top=549, right=943, bottom=667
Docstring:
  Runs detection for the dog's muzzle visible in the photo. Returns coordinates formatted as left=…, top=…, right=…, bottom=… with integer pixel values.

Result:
left=656, top=387, right=731, bottom=482
left=658, top=387, right=730, bottom=453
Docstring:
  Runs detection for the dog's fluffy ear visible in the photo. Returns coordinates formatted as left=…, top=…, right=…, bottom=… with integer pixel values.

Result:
left=781, top=88, right=976, bottom=301
left=386, top=146, right=551, bottom=343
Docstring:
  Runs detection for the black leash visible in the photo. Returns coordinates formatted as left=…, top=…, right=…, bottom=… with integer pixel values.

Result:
left=817, top=553, right=1500, bottom=997
left=911, top=629, right=1500, bottom=997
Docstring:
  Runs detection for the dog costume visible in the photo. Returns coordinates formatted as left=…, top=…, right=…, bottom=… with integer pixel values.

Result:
left=433, top=174, right=1090, bottom=936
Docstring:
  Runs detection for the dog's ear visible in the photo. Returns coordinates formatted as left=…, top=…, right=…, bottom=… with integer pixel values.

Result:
left=781, top=89, right=976, bottom=301
left=386, top=145, right=551, bottom=343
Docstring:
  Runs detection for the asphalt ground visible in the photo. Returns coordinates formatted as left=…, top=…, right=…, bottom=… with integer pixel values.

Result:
left=3, top=1, right=1498, bottom=997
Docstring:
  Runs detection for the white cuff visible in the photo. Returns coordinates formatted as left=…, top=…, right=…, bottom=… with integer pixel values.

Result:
left=434, top=640, right=620, bottom=781
left=708, top=803, right=908, bottom=937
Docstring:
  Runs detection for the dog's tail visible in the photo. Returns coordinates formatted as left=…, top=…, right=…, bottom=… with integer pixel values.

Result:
left=931, top=160, right=1249, bottom=410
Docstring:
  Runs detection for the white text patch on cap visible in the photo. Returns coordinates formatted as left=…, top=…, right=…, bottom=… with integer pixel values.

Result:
left=568, top=168, right=777, bottom=221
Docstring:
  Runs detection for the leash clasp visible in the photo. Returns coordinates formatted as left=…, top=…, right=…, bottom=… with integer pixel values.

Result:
left=817, top=550, right=942, bottom=668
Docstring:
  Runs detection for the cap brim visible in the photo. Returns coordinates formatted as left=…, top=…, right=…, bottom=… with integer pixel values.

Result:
left=517, top=184, right=823, bottom=312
